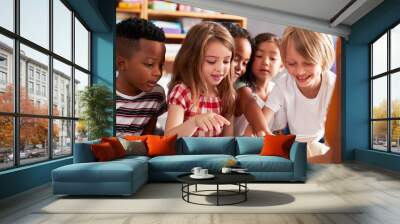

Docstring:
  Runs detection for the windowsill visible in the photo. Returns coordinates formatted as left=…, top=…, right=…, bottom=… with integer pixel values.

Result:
left=357, top=148, right=400, bottom=156
left=355, top=148, right=400, bottom=172
left=0, top=156, right=72, bottom=175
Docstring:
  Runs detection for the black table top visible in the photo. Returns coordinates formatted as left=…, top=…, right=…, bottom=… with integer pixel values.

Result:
left=177, top=172, right=255, bottom=185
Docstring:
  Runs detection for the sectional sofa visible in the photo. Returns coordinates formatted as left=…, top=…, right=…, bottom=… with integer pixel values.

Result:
left=52, top=137, right=307, bottom=196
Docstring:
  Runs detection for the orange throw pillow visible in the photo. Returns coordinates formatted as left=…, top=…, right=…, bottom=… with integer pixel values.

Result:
left=260, top=134, right=296, bottom=159
left=146, top=135, right=177, bottom=157
left=101, top=137, right=126, bottom=158
left=91, top=142, right=117, bottom=161
left=124, top=135, right=148, bottom=142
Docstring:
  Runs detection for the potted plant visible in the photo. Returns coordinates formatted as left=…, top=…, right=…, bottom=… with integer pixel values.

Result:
left=79, top=84, right=113, bottom=140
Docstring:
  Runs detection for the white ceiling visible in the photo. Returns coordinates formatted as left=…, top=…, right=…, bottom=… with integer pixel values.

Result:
left=173, top=0, right=384, bottom=37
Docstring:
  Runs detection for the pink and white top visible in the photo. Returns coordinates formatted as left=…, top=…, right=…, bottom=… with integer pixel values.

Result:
left=168, top=83, right=223, bottom=137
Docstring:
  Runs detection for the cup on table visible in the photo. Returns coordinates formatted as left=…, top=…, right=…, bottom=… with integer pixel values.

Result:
left=199, top=168, right=208, bottom=176
left=221, top=167, right=231, bottom=174
left=191, top=167, right=202, bottom=176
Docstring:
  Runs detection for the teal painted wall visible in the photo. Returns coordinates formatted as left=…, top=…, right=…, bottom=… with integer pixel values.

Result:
left=0, top=158, right=72, bottom=199
left=355, top=149, right=400, bottom=172
left=0, top=0, right=115, bottom=200
left=91, top=0, right=116, bottom=136
left=344, top=0, right=400, bottom=171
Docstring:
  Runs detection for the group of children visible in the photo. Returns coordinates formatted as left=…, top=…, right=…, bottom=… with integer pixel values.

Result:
left=115, top=18, right=336, bottom=144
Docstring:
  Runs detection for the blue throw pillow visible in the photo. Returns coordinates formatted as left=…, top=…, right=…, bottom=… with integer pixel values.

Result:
left=235, top=137, right=264, bottom=155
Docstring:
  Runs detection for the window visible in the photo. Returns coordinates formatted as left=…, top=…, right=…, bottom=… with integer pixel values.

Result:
left=0, top=35, right=13, bottom=113
left=36, top=83, right=40, bottom=95
left=0, top=54, right=7, bottom=87
left=28, top=81, right=34, bottom=94
left=35, top=70, right=41, bottom=81
left=371, top=23, right=400, bottom=154
left=28, top=67, right=34, bottom=80
left=0, top=0, right=14, bottom=32
left=0, top=55, right=7, bottom=67
left=0, top=0, right=91, bottom=170
left=42, top=85, right=46, bottom=97
left=75, top=17, right=89, bottom=70
left=0, top=71, right=7, bottom=92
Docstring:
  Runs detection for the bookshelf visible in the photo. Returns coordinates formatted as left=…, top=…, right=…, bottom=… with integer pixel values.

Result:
left=116, top=0, right=247, bottom=43
left=116, top=0, right=247, bottom=73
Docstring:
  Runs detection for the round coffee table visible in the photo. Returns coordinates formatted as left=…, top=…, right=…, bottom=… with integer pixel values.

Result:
left=177, top=172, right=255, bottom=206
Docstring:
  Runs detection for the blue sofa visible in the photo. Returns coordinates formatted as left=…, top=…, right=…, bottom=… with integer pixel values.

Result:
left=52, top=137, right=307, bottom=196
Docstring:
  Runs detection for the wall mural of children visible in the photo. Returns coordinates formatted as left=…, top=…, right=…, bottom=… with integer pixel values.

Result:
left=221, top=22, right=253, bottom=82
left=236, top=33, right=287, bottom=136
left=262, top=27, right=336, bottom=156
left=165, top=22, right=236, bottom=137
left=115, top=18, right=167, bottom=137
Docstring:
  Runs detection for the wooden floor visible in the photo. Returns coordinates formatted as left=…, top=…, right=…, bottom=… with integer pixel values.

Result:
left=1, top=162, right=400, bottom=224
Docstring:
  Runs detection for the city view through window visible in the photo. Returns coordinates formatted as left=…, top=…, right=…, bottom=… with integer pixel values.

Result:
left=371, top=23, right=400, bottom=153
left=0, top=0, right=90, bottom=170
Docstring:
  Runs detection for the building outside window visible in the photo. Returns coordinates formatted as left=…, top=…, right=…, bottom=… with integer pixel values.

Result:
left=41, top=73, right=46, bottom=83
left=0, top=54, right=7, bottom=90
left=0, top=71, right=7, bottom=92
left=371, top=23, right=400, bottom=154
left=28, top=81, right=34, bottom=94
left=28, top=66, right=34, bottom=80
left=0, top=54, right=7, bottom=67
left=0, top=71, right=6, bottom=84
left=35, top=70, right=40, bottom=81
left=0, top=0, right=91, bottom=170
left=35, top=83, right=40, bottom=95
left=41, top=85, right=46, bottom=97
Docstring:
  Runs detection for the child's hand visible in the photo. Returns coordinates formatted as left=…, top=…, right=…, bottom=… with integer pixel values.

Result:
left=243, top=125, right=255, bottom=136
left=255, top=130, right=266, bottom=136
left=192, top=113, right=230, bottom=133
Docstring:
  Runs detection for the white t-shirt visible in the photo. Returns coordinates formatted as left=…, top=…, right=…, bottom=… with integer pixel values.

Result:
left=265, top=71, right=336, bottom=142
left=234, top=82, right=287, bottom=136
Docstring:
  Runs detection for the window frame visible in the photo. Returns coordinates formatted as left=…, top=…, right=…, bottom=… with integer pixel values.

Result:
left=370, top=20, right=400, bottom=154
left=0, top=0, right=92, bottom=171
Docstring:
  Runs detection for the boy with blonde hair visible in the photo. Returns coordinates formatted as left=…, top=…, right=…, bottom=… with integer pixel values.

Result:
left=262, top=27, right=336, bottom=144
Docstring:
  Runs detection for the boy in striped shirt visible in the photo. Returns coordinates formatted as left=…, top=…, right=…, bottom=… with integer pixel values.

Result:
left=116, top=18, right=167, bottom=136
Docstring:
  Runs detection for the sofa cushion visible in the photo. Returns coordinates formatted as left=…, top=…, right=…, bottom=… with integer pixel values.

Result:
left=177, top=137, right=235, bottom=155
left=235, top=137, right=264, bottom=155
left=148, top=154, right=235, bottom=172
left=52, top=158, right=147, bottom=183
left=115, top=155, right=150, bottom=163
left=236, top=155, right=293, bottom=172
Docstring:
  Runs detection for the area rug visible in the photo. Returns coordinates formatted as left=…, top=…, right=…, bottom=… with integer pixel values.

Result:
left=37, top=183, right=361, bottom=214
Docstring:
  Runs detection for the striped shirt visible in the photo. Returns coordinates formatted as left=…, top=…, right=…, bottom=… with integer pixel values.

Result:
left=168, top=83, right=222, bottom=137
left=116, top=85, right=167, bottom=136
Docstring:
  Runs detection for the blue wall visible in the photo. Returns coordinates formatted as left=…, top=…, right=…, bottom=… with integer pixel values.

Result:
left=91, top=0, right=116, bottom=136
left=344, top=0, right=400, bottom=171
left=0, top=0, right=115, bottom=200
left=0, top=158, right=72, bottom=199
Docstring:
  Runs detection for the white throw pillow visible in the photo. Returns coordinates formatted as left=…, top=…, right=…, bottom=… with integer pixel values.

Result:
left=118, top=138, right=147, bottom=156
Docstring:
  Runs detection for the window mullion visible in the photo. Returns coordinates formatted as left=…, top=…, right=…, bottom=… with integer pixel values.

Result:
left=49, top=0, right=54, bottom=160
left=71, top=11, right=76, bottom=155
left=13, top=0, right=20, bottom=166
left=387, top=29, right=392, bottom=152
left=370, top=45, right=373, bottom=149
